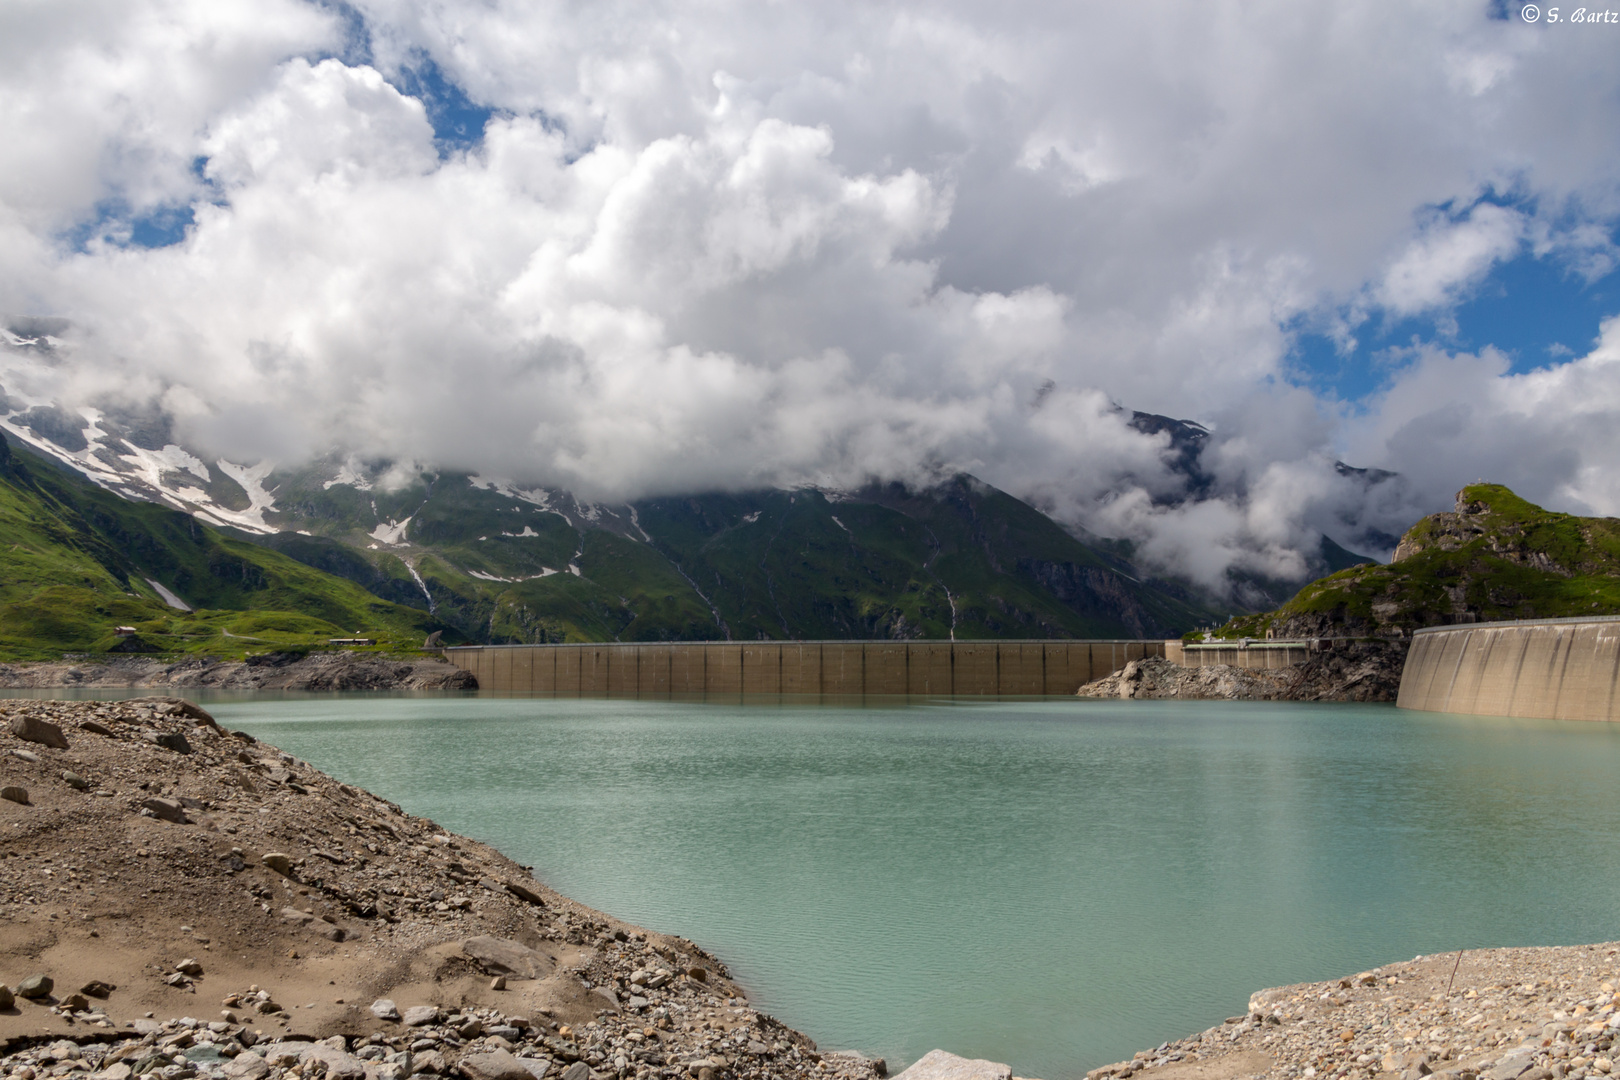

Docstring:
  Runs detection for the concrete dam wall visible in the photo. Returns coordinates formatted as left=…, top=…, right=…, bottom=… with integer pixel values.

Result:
left=1396, top=616, right=1620, bottom=721
left=444, top=639, right=1167, bottom=696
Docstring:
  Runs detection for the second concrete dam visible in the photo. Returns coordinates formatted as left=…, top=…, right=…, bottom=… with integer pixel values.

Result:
left=1396, top=615, right=1620, bottom=721
left=445, top=638, right=1166, bottom=696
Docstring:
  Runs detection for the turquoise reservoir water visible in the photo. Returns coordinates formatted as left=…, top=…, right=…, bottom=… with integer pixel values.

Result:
left=160, top=697, right=1620, bottom=1078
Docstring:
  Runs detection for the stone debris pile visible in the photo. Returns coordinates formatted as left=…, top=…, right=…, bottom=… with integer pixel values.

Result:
left=1091, top=945, right=1620, bottom=1080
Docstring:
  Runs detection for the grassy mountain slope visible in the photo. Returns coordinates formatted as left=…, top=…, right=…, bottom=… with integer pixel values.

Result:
left=0, top=432, right=444, bottom=660
left=249, top=468, right=1223, bottom=643
left=1214, top=484, right=1620, bottom=640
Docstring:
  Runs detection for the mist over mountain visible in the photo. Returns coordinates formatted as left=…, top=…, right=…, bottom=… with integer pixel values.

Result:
left=0, top=344, right=1393, bottom=613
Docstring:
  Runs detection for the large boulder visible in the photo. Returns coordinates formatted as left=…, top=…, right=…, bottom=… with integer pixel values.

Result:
left=297, top=1044, right=366, bottom=1080
left=141, top=797, right=190, bottom=824
left=893, top=1050, right=1013, bottom=1080
left=457, top=1050, right=536, bottom=1080
left=462, top=936, right=549, bottom=980
left=9, top=714, right=68, bottom=749
left=129, top=697, right=218, bottom=727
left=16, top=974, right=54, bottom=1000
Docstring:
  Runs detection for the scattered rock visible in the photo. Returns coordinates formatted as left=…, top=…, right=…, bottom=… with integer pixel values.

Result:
left=261, top=852, right=295, bottom=876
left=16, top=974, right=54, bottom=999
left=1485, top=1050, right=1539, bottom=1080
left=174, top=958, right=203, bottom=976
left=369, top=998, right=400, bottom=1021
left=457, top=1049, right=535, bottom=1080
left=222, top=1054, right=269, bottom=1080
left=60, top=770, right=89, bottom=790
left=1, top=785, right=27, bottom=805
left=79, top=980, right=115, bottom=998
left=8, top=748, right=40, bottom=762
left=9, top=713, right=69, bottom=748
left=504, top=879, right=546, bottom=907
left=79, top=720, right=116, bottom=737
left=403, top=1005, right=442, bottom=1027
left=141, top=796, right=190, bottom=823
left=0, top=985, right=13, bottom=1009
left=298, top=1044, right=366, bottom=1080
left=146, top=731, right=193, bottom=754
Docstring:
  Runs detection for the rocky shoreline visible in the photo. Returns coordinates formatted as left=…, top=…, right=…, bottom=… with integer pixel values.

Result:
left=0, top=654, right=477, bottom=692
left=6, top=696, right=1615, bottom=1080
left=0, top=697, right=877, bottom=1080
left=1083, top=943, right=1620, bottom=1080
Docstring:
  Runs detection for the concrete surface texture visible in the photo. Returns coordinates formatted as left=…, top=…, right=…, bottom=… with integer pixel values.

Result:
left=1396, top=616, right=1620, bottom=721
left=444, top=640, right=1167, bottom=696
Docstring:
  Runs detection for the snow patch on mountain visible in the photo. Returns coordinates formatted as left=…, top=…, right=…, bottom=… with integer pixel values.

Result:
left=468, top=568, right=558, bottom=582
left=323, top=459, right=374, bottom=491
left=627, top=505, right=652, bottom=543
left=144, top=578, right=192, bottom=611
left=469, top=475, right=557, bottom=509
left=118, top=441, right=211, bottom=487
left=211, top=459, right=279, bottom=533
left=370, top=517, right=412, bottom=545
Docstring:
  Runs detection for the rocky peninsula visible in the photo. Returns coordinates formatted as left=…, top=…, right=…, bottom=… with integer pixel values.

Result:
left=1076, top=642, right=1406, bottom=702
left=6, top=696, right=1618, bottom=1080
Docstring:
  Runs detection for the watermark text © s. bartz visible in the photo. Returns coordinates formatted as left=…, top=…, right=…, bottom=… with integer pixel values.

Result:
left=1521, top=5, right=1620, bottom=22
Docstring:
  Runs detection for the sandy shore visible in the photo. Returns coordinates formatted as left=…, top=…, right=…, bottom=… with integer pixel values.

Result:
left=4, top=696, right=1615, bottom=1080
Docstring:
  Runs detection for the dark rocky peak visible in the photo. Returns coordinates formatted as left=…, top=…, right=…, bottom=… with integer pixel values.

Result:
left=1118, top=410, right=1215, bottom=503
left=3, top=315, right=70, bottom=360
left=1334, top=461, right=1398, bottom=485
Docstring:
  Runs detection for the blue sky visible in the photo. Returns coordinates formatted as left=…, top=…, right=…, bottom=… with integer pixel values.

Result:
left=1291, top=240, right=1619, bottom=402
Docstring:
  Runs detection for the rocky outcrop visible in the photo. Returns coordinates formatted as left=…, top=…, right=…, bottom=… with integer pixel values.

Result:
left=1220, top=484, right=1620, bottom=644
left=1078, top=658, right=1292, bottom=700
left=1078, top=643, right=1407, bottom=702
left=0, top=651, right=477, bottom=690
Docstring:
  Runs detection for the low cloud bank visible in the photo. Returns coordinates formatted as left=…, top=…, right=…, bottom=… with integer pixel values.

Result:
left=2, top=1, right=1619, bottom=597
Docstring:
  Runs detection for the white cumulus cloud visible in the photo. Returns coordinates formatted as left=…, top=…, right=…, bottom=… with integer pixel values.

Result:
left=1, top=0, right=1619, bottom=598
